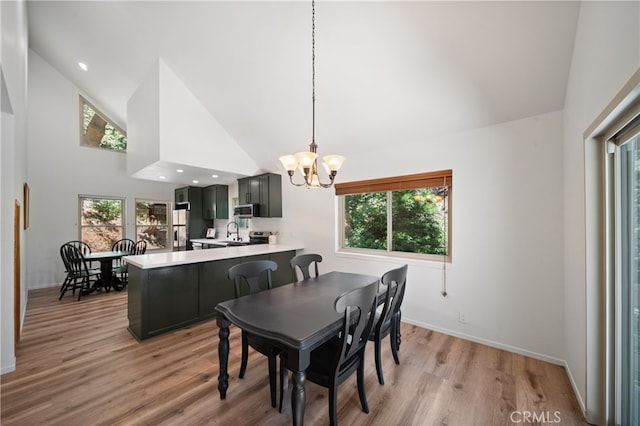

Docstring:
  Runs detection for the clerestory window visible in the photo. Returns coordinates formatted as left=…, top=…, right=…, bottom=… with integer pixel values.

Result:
left=80, top=95, right=127, bottom=152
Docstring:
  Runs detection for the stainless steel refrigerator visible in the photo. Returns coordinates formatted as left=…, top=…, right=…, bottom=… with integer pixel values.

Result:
left=172, top=209, right=189, bottom=251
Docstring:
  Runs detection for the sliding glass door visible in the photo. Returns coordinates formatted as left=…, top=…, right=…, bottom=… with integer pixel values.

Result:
left=619, top=135, right=640, bottom=425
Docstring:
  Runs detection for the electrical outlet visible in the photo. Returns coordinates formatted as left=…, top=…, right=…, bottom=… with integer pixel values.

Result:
left=458, top=311, right=467, bottom=324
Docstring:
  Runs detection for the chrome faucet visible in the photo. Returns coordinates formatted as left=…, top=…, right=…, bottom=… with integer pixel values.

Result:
left=226, top=221, right=240, bottom=241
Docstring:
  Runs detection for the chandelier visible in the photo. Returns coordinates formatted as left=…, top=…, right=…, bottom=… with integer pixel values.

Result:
left=279, top=0, right=345, bottom=189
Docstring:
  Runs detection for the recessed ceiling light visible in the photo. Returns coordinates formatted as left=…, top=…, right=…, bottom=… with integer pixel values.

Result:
left=192, top=180, right=199, bottom=184
left=78, top=62, right=88, bottom=71
left=212, top=174, right=219, bottom=178
left=159, top=176, right=166, bottom=179
left=176, top=169, right=184, bottom=173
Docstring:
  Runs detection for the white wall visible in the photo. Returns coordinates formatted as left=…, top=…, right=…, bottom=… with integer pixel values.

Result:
left=562, top=0, right=640, bottom=416
left=26, top=50, right=175, bottom=289
left=1, top=0, right=28, bottom=375
left=261, top=110, right=566, bottom=364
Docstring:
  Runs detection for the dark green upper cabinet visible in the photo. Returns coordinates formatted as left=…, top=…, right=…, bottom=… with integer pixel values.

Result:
left=202, top=185, right=229, bottom=220
left=237, top=173, right=282, bottom=218
left=175, top=186, right=202, bottom=212
left=174, top=187, right=190, bottom=204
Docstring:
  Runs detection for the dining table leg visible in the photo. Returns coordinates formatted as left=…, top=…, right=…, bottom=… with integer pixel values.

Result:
left=100, top=259, right=113, bottom=292
left=291, top=369, right=306, bottom=426
left=217, top=315, right=230, bottom=399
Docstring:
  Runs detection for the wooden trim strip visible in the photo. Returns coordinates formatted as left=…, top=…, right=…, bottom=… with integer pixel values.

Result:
left=335, top=169, right=452, bottom=195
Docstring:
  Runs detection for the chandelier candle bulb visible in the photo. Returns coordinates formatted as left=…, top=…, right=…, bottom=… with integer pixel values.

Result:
left=279, top=155, right=298, bottom=171
left=323, top=155, right=346, bottom=172
left=296, top=152, right=317, bottom=172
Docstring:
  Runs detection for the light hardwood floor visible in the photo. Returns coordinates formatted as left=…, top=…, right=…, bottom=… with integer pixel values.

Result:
left=1, top=287, right=586, bottom=425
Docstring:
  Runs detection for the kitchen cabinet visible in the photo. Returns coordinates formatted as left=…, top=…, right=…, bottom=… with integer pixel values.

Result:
left=198, top=257, right=240, bottom=319
left=175, top=186, right=203, bottom=211
left=175, top=187, right=190, bottom=204
left=202, top=184, right=228, bottom=220
left=174, top=186, right=208, bottom=243
left=237, top=173, right=282, bottom=218
left=146, top=264, right=199, bottom=336
left=127, top=249, right=297, bottom=340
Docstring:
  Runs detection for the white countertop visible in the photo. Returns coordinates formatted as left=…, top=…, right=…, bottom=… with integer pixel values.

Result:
left=124, top=243, right=303, bottom=269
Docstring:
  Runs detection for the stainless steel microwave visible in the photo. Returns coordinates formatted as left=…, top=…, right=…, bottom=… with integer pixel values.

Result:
left=233, top=204, right=258, bottom=218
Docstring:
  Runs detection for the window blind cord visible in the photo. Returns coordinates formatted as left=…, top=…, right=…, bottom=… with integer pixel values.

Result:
left=441, top=179, right=448, bottom=297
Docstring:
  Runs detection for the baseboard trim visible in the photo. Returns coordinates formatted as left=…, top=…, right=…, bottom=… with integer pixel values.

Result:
left=1, top=358, right=16, bottom=375
left=28, top=283, right=59, bottom=290
left=563, top=360, right=587, bottom=414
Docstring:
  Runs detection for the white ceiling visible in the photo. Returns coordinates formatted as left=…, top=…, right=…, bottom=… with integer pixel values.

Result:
left=26, top=1, right=580, bottom=186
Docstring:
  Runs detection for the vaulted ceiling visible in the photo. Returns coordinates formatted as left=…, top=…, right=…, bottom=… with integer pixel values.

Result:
left=27, top=1, right=580, bottom=185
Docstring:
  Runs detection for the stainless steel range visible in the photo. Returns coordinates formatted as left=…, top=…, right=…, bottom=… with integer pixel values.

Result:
left=248, top=231, right=270, bottom=245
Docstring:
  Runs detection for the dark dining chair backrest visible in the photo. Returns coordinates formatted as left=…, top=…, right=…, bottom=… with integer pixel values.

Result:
left=112, top=238, right=136, bottom=254
left=60, top=244, right=87, bottom=277
left=227, top=259, right=281, bottom=407
left=376, top=264, right=408, bottom=336
left=133, top=240, right=147, bottom=255
left=111, top=239, right=136, bottom=281
left=228, top=260, right=278, bottom=297
left=368, top=263, right=408, bottom=385
left=59, top=243, right=100, bottom=300
left=65, top=240, right=92, bottom=257
left=290, top=253, right=323, bottom=281
left=334, top=281, right=379, bottom=374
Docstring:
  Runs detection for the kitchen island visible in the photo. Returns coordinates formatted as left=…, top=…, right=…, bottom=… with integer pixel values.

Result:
left=124, top=243, right=302, bottom=341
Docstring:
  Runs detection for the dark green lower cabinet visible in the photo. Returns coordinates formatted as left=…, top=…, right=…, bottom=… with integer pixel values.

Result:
left=147, top=264, right=199, bottom=335
left=270, top=251, right=298, bottom=286
left=127, top=250, right=296, bottom=341
left=199, top=258, right=240, bottom=320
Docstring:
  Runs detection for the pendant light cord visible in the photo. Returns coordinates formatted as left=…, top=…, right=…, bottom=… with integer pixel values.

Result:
left=311, top=0, right=316, bottom=146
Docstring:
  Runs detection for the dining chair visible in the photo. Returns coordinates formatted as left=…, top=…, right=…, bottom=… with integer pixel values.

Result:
left=227, top=260, right=280, bottom=407
left=133, top=240, right=147, bottom=255
left=111, top=238, right=136, bottom=282
left=289, top=253, right=322, bottom=281
left=64, top=240, right=95, bottom=267
left=65, top=240, right=92, bottom=256
left=59, top=243, right=101, bottom=300
left=279, top=281, right=379, bottom=425
left=368, top=264, right=408, bottom=385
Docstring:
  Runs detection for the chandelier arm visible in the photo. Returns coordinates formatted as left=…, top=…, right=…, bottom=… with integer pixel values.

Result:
left=287, top=172, right=310, bottom=187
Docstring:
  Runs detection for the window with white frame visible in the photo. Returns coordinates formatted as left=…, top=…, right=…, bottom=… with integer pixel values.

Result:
left=79, top=196, right=124, bottom=251
left=336, top=170, right=452, bottom=261
left=135, top=200, right=170, bottom=251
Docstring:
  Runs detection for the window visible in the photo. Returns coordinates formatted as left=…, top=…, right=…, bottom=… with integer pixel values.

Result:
left=79, top=196, right=124, bottom=251
left=618, top=135, right=640, bottom=425
left=80, top=95, right=127, bottom=152
left=589, top=77, right=640, bottom=425
left=135, top=200, right=170, bottom=251
left=336, top=170, right=452, bottom=261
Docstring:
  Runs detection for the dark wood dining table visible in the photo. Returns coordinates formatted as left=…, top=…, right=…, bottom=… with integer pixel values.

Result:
left=215, top=271, right=380, bottom=426
left=83, top=250, right=130, bottom=292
